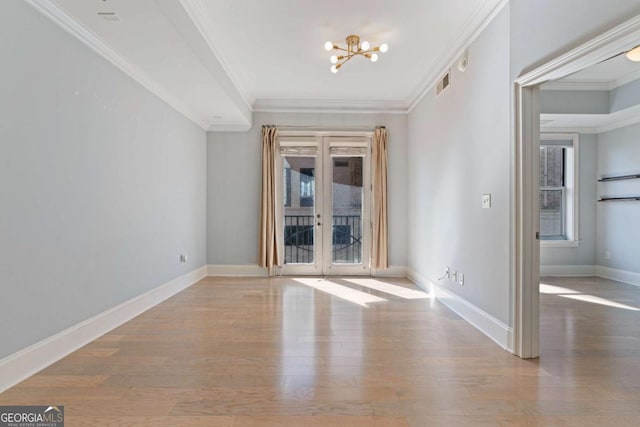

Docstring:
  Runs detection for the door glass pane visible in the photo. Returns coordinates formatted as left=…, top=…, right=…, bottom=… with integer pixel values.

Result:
left=283, top=157, right=315, bottom=264
left=331, top=157, right=363, bottom=264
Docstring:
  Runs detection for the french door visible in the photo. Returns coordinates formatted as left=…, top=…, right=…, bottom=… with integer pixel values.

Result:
left=275, top=134, right=371, bottom=276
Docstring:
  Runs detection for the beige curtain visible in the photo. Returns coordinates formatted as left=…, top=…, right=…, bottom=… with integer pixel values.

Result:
left=258, top=125, right=280, bottom=271
left=371, top=126, right=388, bottom=269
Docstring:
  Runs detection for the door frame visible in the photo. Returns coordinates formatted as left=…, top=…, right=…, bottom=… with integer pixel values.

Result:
left=274, top=130, right=374, bottom=276
left=512, top=15, right=640, bottom=358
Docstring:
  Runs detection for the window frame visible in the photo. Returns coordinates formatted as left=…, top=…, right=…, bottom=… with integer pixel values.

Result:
left=539, top=133, right=580, bottom=248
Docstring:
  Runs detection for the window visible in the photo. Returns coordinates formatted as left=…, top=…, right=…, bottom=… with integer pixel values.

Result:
left=284, top=167, right=291, bottom=207
left=539, top=134, right=579, bottom=245
left=300, top=168, right=314, bottom=207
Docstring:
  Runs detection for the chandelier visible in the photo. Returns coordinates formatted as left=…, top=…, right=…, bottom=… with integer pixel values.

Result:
left=323, top=35, right=389, bottom=73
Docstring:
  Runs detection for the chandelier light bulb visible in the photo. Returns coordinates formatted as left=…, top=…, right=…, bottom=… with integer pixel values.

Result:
left=626, top=45, right=640, bottom=62
left=331, top=65, right=339, bottom=73
left=370, top=53, right=379, bottom=62
left=360, top=41, right=370, bottom=51
left=330, top=55, right=338, bottom=64
left=324, top=41, right=334, bottom=51
left=379, top=43, right=389, bottom=53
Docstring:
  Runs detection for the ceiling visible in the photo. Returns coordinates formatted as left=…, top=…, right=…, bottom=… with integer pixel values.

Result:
left=542, top=53, right=640, bottom=90
left=35, top=0, right=504, bottom=130
left=541, top=52, right=640, bottom=132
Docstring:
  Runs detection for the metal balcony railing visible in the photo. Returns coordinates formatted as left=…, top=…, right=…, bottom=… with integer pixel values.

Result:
left=284, top=215, right=362, bottom=264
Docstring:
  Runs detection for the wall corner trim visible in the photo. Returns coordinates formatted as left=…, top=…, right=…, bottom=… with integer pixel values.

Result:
left=0, top=266, right=207, bottom=393
left=407, top=268, right=514, bottom=352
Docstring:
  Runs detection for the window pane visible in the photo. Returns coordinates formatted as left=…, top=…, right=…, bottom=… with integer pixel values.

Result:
left=332, top=157, right=363, bottom=264
left=283, top=157, right=315, bottom=264
left=540, top=189, right=564, bottom=239
left=540, top=146, right=564, bottom=187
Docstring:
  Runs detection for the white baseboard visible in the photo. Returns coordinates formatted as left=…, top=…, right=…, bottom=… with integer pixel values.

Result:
left=207, top=264, right=268, bottom=277
left=372, top=265, right=408, bottom=278
left=540, top=265, right=596, bottom=277
left=407, top=268, right=513, bottom=352
left=0, top=266, right=207, bottom=393
left=596, top=265, right=640, bottom=287
left=206, top=264, right=408, bottom=278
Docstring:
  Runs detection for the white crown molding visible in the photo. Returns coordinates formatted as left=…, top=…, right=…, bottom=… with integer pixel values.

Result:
left=178, top=0, right=254, bottom=110
left=208, top=123, right=253, bottom=132
left=542, top=114, right=640, bottom=135
left=407, top=0, right=509, bottom=112
left=541, top=68, right=640, bottom=92
left=541, top=81, right=611, bottom=91
left=517, top=15, right=640, bottom=86
left=0, top=266, right=207, bottom=393
left=25, top=0, right=211, bottom=131
left=541, top=126, right=598, bottom=134
left=252, top=99, right=410, bottom=115
left=614, top=68, right=640, bottom=89
left=596, top=114, right=640, bottom=133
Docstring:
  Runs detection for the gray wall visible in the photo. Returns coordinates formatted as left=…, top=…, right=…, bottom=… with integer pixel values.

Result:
left=540, top=134, right=597, bottom=266
left=408, top=7, right=511, bottom=324
left=0, top=1, right=207, bottom=359
left=207, top=112, right=408, bottom=267
left=596, top=123, right=640, bottom=273
left=510, top=0, right=640, bottom=80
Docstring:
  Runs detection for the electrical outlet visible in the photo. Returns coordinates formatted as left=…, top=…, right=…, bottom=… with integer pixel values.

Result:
left=458, top=272, right=464, bottom=286
left=445, top=266, right=451, bottom=279
left=180, top=253, right=188, bottom=263
left=604, top=251, right=611, bottom=260
left=451, top=270, right=457, bottom=283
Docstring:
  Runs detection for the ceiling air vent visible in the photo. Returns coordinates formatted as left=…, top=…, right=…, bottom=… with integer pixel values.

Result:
left=436, top=71, right=450, bottom=96
left=97, top=12, right=120, bottom=22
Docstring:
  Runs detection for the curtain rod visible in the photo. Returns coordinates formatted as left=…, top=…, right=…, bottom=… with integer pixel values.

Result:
left=266, top=125, right=384, bottom=130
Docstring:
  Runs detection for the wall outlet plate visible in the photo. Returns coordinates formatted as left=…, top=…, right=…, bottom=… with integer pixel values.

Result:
left=180, top=254, right=188, bottom=263
left=458, top=272, right=464, bottom=286
left=482, top=193, right=491, bottom=209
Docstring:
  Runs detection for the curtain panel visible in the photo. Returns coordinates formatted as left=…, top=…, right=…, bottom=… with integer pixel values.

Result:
left=372, top=126, right=389, bottom=269
left=258, top=125, right=280, bottom=271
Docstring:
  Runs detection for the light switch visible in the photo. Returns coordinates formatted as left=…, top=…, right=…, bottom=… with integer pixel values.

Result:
left=482, top=193, right=491, bottom=209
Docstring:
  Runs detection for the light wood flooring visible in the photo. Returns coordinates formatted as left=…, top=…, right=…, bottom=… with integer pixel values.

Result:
left=1, top=275, right=640, bottom=426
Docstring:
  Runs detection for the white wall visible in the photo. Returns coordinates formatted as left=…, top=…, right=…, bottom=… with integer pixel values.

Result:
left=540, top=134, right=597, bottom=267
left=207, top=112, right=408, bottom=268
left=596, top=123, right=640, bottom=274
left=0, top=1, right=207, bottom=360
left=408, top=7, right=511, bottom=324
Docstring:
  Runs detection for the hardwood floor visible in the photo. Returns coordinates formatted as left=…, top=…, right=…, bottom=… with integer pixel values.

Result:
left=1, top=275, right=640, bottom=426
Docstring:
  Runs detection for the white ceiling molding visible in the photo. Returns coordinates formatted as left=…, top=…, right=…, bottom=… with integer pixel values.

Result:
left=540, top=126, right=598, bottom=134
left=252, top=99, right=409, bottom=115
left=614, top=68, right=640, bottom=89
left=517, top=15, right=640, bottom=87
left=407, top=0, right=509, bottom=112
left=596, top=114, right=640, bottom=134
left=541, top=81, right=610, bottom=91
left=208, top=123, right=253, bottom=132
left=541, top=116, right=640, bottom=135
left=177, top=0, right=254, bottom=110
left=25, top=0, right=210, bottom=131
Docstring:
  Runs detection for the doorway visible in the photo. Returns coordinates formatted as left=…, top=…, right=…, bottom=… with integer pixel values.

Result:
left=275, top=133, right=372, bottom=276
left=513, top=16, right=640, bottom=358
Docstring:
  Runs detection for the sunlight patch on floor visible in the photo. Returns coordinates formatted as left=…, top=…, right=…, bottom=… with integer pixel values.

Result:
left=293, top=278, right=387, bottom=307
left=541, top=283, right=640, bottom=311
left=343, top=278, right=430, bottom=299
